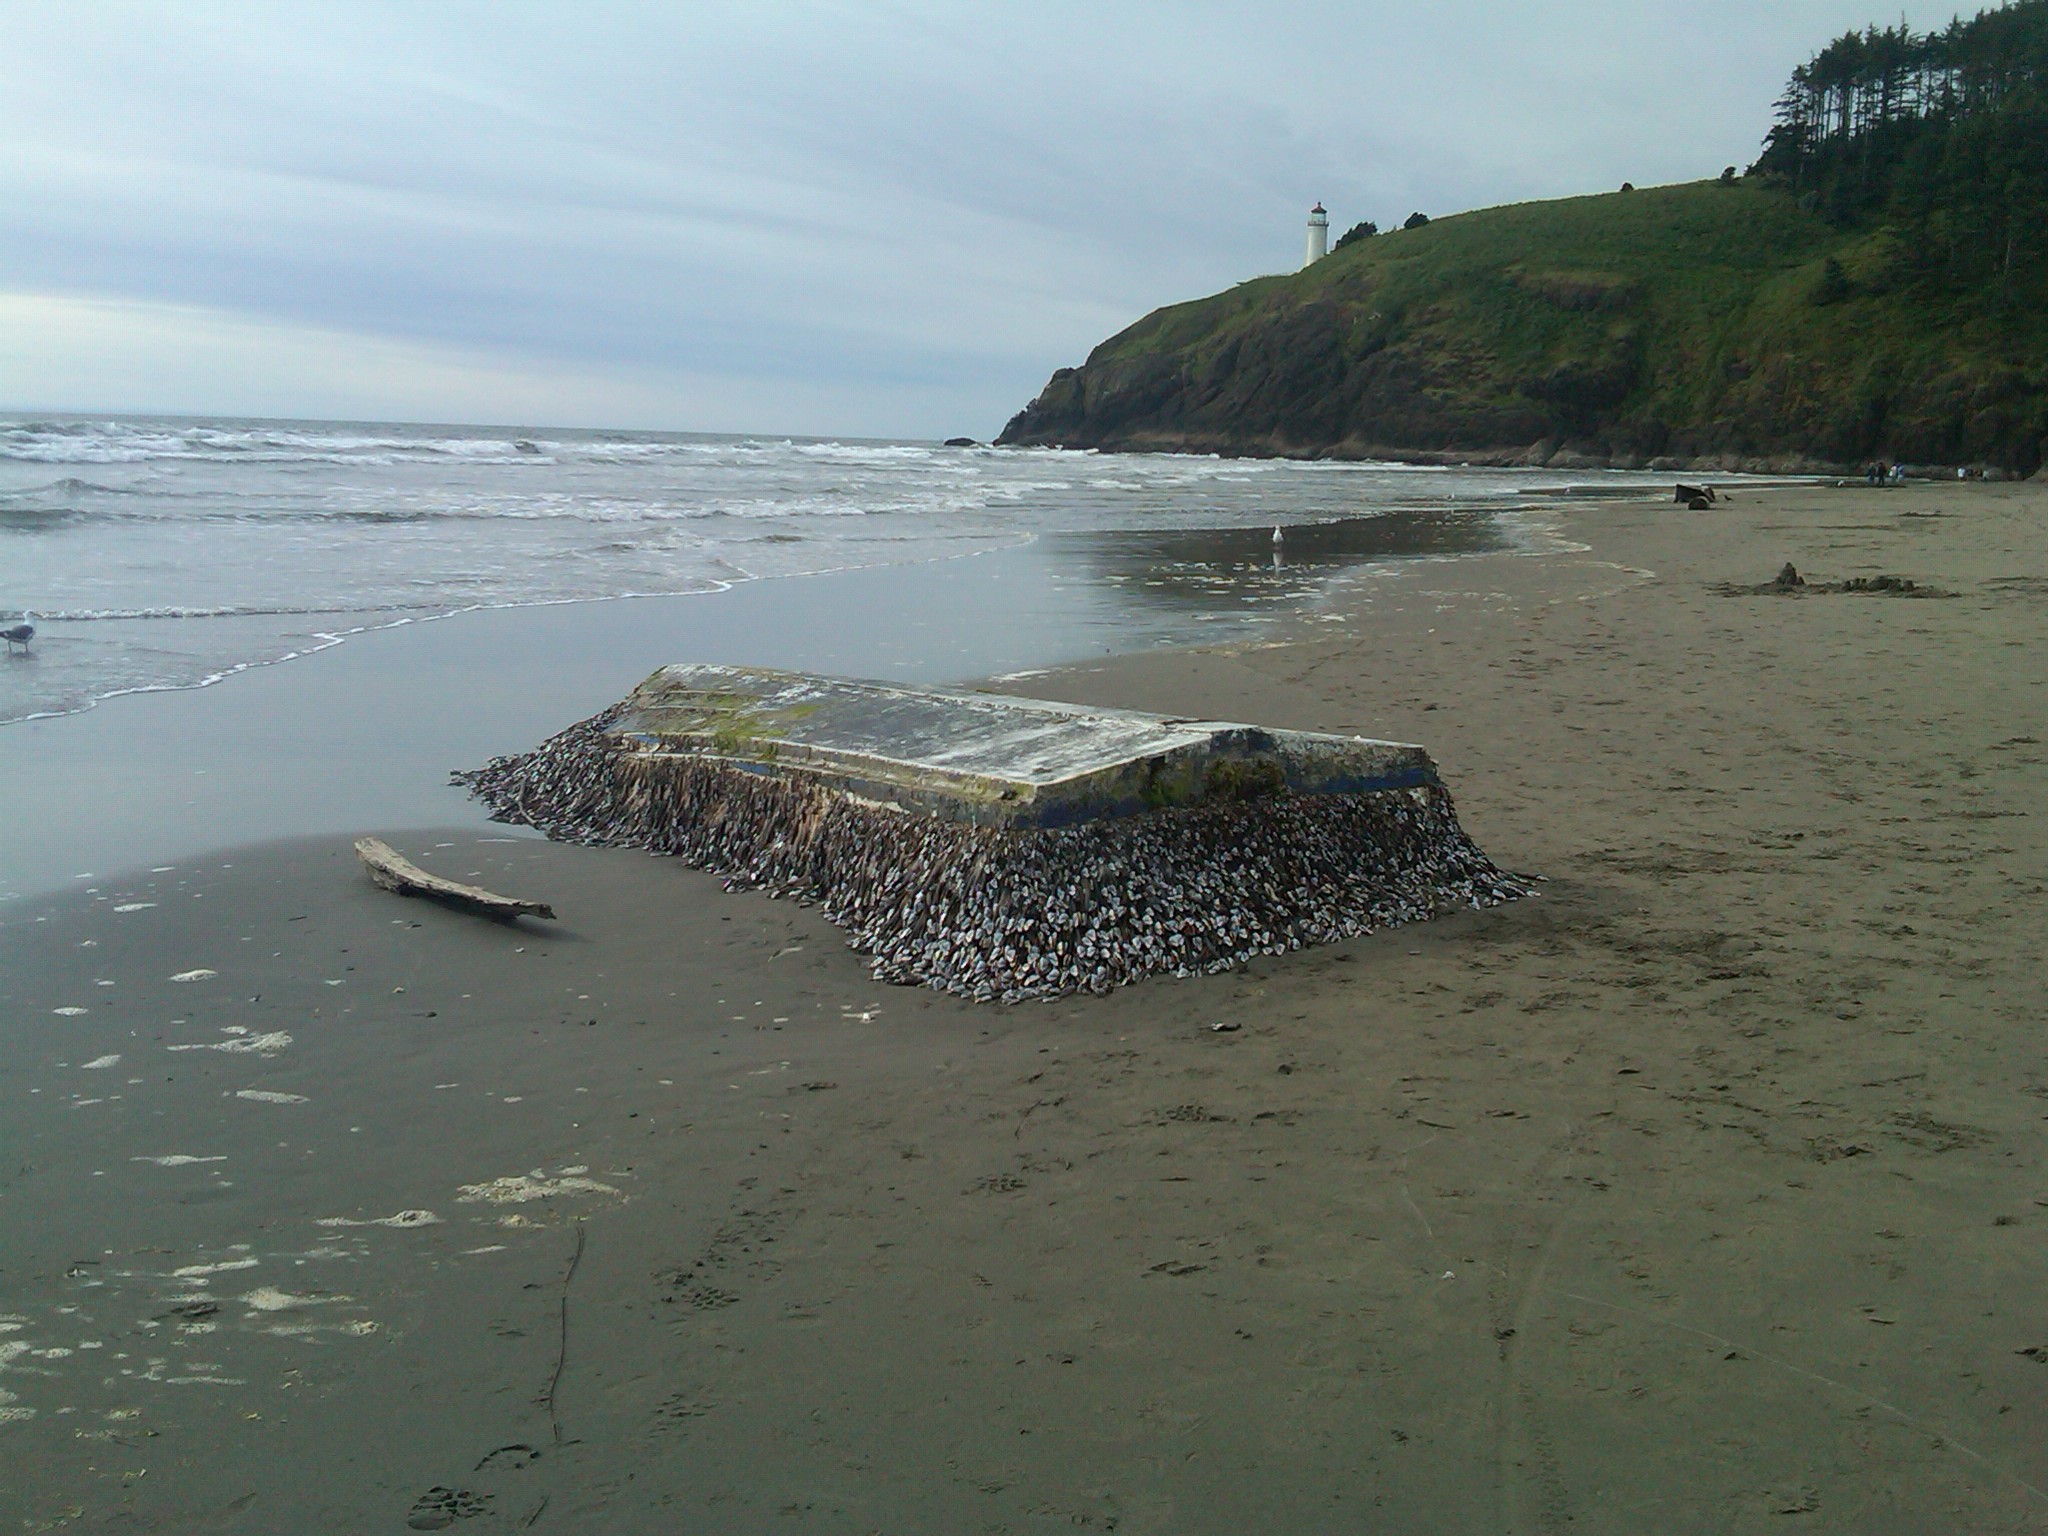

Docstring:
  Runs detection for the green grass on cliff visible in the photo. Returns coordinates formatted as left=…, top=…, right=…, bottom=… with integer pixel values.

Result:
left=1033, top=179, right=2048, bottom=469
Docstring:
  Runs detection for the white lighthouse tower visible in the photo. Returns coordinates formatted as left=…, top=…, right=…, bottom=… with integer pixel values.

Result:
left=1304, top=202, right=1329, bottom=268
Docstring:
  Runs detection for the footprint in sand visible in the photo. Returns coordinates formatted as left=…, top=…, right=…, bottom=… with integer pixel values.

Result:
left=473, top=1443, right=540, bottom=1471
left=405, top=1486, right=491, bottom=1529
left=653, top=1392, right=716, bottom=1429
left=662, top=1283, right=740, bottom=1312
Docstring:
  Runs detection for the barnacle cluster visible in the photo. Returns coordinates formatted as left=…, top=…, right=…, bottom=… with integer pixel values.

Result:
left=455, top=709, right=1532, bottom=1002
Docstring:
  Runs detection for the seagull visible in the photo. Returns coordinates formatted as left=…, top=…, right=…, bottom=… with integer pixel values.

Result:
left=1, top=621, right=31, bottom=654
left=1272, top=524, right=1284, bottom=544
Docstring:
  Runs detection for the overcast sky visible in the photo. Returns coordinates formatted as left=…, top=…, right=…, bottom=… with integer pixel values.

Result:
left=0, top=0, right=1889, bottom=438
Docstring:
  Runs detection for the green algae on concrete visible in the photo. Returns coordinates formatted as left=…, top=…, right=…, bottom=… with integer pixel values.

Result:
left=610, top=663, right=1438, bottom=829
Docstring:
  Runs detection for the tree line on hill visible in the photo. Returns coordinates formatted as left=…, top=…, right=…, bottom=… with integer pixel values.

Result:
left=1332, top=212, right=1429, bottom=252
left=1753, top=0, right=2048, bottom=298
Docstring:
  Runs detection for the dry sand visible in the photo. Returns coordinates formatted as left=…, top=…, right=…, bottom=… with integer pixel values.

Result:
left=0, top=481, right=2043, bottom=1533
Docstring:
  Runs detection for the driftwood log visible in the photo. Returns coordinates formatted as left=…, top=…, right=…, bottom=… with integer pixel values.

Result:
left=353, top=836, right=556, bottom=921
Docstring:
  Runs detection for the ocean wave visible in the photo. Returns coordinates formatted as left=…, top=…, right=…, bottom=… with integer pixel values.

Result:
left=10, top=601, right=445, bottom=623
left=789, top=441, right=939, bottom=463
left=306, top=487, right=1020, bottom=523
left=0, top=446, right=550, bottom=467
left=0, top=476, right=140, bottom=498
left=0, top=507, right=88, bottom=530
left=0, top=421, right=549, bottom=467
left=0, top=420, right=994, bottom=474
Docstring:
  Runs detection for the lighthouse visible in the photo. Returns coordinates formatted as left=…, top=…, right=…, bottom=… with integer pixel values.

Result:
left=1304, top=202, right=1329, bottom=268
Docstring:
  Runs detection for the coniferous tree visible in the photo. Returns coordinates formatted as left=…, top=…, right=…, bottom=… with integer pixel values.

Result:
left=1753, top=0, right=2048, bottom=292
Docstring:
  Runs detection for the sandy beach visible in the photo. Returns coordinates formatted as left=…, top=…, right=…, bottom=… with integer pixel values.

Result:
left=2, top=480, right=2044, bottom=1533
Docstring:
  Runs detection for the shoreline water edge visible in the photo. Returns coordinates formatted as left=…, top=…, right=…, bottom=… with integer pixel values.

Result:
left=0, top=524, right=1497, bottom=899
left=0, top=416, right=1702, bottom=730
left=0, top=422, right=1704, bottom=898
left=2, top=477, right=2043, bottom=1530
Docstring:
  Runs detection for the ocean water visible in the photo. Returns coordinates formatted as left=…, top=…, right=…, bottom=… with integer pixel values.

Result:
left=0, top=415, right=1680, bottom=724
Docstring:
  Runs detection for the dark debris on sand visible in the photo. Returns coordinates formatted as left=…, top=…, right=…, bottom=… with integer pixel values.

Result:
left=1715, top=564, right=1950, bottom=598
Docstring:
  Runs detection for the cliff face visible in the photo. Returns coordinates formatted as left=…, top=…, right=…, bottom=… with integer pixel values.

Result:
left=998, top=182, right=2048, bottom=474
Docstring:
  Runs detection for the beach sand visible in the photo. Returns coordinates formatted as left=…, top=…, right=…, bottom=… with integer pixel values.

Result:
left=1, top=481, right=2043, bottom=1532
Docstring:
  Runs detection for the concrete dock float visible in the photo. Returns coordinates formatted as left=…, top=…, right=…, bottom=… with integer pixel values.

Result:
left=608, top=664, right=1439, bottom=826
left=456, top=665, right=1532, bottom=1001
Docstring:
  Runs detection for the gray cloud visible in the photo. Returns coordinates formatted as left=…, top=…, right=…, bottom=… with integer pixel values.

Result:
left=0, top=0, right=1885, bottom=434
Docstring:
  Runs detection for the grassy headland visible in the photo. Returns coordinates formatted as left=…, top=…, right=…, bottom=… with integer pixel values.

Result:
left=998, top=177, right=2048, bottom=472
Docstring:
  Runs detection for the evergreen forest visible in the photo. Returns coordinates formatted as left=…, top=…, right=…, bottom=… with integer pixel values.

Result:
left=1755, top=0, right=2048, bottom=298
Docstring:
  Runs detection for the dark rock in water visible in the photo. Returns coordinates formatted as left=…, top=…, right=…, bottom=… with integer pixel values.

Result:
left=1774, top=562, right=1804, bottom=588
left=943, top=437, right=981, bottom=448
left=1842, top=574, right=1915, bottom=592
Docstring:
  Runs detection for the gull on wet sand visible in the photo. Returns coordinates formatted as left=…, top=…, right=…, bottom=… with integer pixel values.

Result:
left=2, top=622, right=32, bottom=654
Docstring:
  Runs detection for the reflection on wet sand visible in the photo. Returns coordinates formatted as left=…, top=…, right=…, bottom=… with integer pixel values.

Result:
left=1056, top=506, right=1513, bottom=615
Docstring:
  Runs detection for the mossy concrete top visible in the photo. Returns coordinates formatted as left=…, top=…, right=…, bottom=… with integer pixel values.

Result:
left=611, top=664, right=1438, bottom=829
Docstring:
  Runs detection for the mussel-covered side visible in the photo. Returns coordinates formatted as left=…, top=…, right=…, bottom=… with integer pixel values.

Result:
left=454, top=711, right=1533, bottom=1002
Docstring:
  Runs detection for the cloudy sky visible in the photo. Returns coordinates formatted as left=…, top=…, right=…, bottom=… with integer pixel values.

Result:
left=1, top=1, right=1887, bottom=438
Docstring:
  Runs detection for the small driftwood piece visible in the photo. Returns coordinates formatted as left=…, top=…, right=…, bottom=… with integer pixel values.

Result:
left=353, top=837, right=556, bottom=921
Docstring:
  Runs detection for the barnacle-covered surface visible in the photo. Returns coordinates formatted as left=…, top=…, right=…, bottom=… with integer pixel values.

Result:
left=453, top=674, right=1534, bottom=1002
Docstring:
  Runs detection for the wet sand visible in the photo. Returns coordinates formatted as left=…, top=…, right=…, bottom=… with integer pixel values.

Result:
left=2, top=481, right=2044, bottom=1533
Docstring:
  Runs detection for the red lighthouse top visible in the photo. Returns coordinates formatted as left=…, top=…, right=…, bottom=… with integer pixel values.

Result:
left=1311, top=202, right=1326, bottom=214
